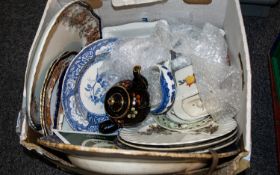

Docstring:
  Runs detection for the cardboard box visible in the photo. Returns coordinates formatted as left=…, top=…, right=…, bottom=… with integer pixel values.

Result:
left=17, top=0, right=252, bottom=174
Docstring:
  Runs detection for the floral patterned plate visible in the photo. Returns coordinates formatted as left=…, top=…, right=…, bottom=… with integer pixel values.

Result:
left=62, top=38, right=118, bottom=132
left=40, top=51, right=77, bottom=135
left=154, top=115, right=216, bottom=133
left=117, top=130, right=238, bottom=152
left=119, top=117, right=237, bottom=146
left=27, top=0, right=101, bottom=131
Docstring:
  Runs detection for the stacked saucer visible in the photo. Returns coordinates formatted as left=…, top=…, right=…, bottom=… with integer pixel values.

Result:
left=118, top=116, right=238, bottom=152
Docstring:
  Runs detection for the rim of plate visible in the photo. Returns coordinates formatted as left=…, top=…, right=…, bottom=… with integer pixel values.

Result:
left=117, top=129, right=238, bottom=151
left=62, top=38, right=118, bottom=132
left=37, top=139, right=242, bottom=160
left=119, top=117, right=237, bottom=146
left=26, top=0, right=86, bottom=130
left=40, top=52, right=77, bottom=135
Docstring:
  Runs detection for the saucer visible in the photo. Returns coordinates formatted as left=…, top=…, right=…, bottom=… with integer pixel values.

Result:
left=117, top=130, right=238, bottom=152
left=62, top=38, right=118, bottom=132
left=154, top=115, right=214, bottom=132
left=119, top=117, right=237, bottom=146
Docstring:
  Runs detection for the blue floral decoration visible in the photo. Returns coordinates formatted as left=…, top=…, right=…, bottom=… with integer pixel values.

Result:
left=62, top=38, right=118, bottom=132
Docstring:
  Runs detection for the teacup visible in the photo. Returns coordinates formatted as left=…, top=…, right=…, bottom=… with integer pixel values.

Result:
left=150, top=61, right=176, bottom=114
left=171, top=65, right=209, bottom=122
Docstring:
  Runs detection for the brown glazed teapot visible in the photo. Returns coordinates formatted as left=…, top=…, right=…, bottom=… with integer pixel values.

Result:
left=99, top=66, right=150, bottom=134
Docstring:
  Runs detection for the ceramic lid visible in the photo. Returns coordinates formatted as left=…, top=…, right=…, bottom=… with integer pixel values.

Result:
left=105, top=85, right=131, bottom=119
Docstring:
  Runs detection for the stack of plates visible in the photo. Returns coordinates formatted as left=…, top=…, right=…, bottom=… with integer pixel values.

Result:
left=118, top=116, right=238, bottom=152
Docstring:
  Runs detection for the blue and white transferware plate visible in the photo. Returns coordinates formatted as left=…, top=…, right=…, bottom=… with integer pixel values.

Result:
left=62, top=38, right=118, bottom=132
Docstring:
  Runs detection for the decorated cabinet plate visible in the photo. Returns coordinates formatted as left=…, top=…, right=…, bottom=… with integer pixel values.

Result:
left=62, top=38, right=118, bottom=132
left=40, top=51, right=77, bottom=135
left=27, top=0, right=101, bottom=130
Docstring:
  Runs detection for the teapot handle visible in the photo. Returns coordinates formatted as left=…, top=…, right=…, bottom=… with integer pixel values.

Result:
left=133, top=65, right=148, bottom=89
left=99, top=120, right=119, bottom=134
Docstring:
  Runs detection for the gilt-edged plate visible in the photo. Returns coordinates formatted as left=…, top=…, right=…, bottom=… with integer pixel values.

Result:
left=119, top=117, right=237, bottom=146
left=40, top=52, right=77, bottom=135
left=26, top=0, right=101, bottom=130
left=117, top=129, right=238, bottom=152
left=62, top=38, right=118, bottom=132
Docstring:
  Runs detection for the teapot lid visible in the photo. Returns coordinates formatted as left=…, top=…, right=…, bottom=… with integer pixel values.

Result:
left=105, top=85, right=130, bottom=119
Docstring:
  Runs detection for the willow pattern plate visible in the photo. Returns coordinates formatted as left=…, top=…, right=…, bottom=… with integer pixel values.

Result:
left=62, top=38, right=118, bottom=132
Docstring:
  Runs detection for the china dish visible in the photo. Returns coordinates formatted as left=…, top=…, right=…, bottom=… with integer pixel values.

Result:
left=62, top=38, right=118, bottom=132
left=37, top=137, right=241, bottom=175
left=26, top=0, right=101, bottom=130
left=102, top=20, right=168, bottom=39
left=53, top=130, right=117, bottom=148
left=119, top=117, right=237, bottom=146
left=154, top=115, right=215, bottom=132
left=172, top=65, right=209, bottom=122
left=117, top=131, right=238, bottom=152
left=40, top=52, right=77, bottom=135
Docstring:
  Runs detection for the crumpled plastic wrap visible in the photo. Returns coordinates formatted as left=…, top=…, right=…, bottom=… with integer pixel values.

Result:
left=101, top=21, right=241, bottom=119
left=100, top=37, right=170, bottom=106
left=191, top=24, right=241, bottom=120
left=153, top=21, right=241, bottom=119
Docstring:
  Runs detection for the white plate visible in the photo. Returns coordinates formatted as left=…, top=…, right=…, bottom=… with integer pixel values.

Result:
left=119, top=117, right=237, bottom=146
left=118, top=130, right=238, bottom=151
left=26, top=1, right=101, bottom=130
left=68, top=155, right=206, bottom=175
left=102, top=20, right=167, bottom=39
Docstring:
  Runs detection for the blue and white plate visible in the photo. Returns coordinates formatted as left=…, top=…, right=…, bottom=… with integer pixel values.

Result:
left=62, top=38, right=118, bottom=132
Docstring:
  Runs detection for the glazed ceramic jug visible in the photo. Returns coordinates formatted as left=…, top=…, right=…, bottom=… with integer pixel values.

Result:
left=99, top=66, right=150, bottom=133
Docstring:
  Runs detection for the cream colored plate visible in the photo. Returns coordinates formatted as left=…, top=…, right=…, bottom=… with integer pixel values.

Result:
left=26, top=1, right=101, bottom=130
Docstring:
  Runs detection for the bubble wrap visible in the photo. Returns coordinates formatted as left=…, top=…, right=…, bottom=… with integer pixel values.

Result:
left=100, top=37, right=170, bottom=106
left=100, top=22, right=241, bottom=119
left=153, top=21, right=241, bottom=119
left=191, top=24, right=242, bottom=120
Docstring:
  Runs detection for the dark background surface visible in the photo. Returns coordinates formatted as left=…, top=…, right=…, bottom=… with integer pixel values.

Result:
left=0, top=0, right=279, bottom=174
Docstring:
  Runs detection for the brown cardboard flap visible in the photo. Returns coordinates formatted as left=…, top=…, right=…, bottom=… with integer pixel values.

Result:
left=183, top=0, right=212, bottom=4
